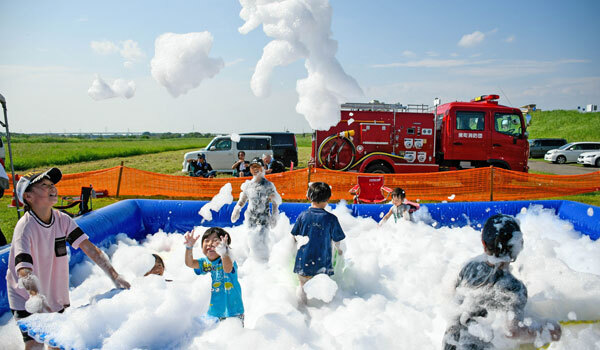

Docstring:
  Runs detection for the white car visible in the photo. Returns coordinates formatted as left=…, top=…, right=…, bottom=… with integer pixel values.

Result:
left=182, top=135, right=273, bottom=173
left=577, top=151, right=600, bottom=167
left=544, top=142, right=600, bottom=164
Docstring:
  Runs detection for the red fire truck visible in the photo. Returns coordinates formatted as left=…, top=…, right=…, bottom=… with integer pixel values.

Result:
left=311, top=94, right=529, bottom=173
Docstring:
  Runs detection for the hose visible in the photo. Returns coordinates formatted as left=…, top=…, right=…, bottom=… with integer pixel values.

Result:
left=317, top=134, right=356, bottom=171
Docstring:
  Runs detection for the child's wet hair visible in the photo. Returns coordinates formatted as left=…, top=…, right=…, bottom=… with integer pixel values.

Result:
left=307, top=182, right=331, bottom=203
left=202, top=227, right=231, bottom=245
left=391, top=188, right=406, bottom=199
left=152, top=254, right=164, bottom=267
left=482, top=214, right=523, bottom=261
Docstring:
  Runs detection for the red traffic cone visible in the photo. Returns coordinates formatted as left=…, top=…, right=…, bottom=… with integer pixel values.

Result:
left=8, top=192, right=23, bottom=208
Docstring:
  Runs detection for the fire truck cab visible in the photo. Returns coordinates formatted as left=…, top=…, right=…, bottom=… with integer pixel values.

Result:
left=311, top=95, right=529, bottom=173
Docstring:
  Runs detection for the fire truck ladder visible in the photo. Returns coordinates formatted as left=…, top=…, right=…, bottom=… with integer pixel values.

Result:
left=341, top=102, right=433, bottom=113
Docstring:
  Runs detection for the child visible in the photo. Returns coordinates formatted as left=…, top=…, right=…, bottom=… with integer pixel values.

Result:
left=291, top=182, right=346, bottom=304
left=442, top=214, right=561, bottom=349
left=6, top=168, right=130, bottom=349
left=230, top=157, right=280, bottom=261
left=378, top=187, right=420, bottom=225
left=184, top=227, right=244, bottom=323
left=144, top=254, right=165, bottom=276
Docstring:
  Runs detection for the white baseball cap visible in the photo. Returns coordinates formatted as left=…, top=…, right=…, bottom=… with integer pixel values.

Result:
left=16, top=168, right=62, bottom=204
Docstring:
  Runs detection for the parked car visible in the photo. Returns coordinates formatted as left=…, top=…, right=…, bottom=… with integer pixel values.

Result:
left=577, top=151, right=600, bottom=167
left=528, top=138, right=567, bottom=158
left=241, top=132, right=298, bottom=167
left=544, top=142, right=600, bottom=164
left=182, top=135, right=273, bottom=173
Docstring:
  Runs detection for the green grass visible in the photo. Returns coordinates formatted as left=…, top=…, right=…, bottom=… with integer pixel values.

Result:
left=527, top=110, right=600, bottom=141
left=3, top=137, right=212, bottom=171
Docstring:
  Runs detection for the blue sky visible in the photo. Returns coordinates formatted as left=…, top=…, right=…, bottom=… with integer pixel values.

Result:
left=1, top=0, right=598, bottom=133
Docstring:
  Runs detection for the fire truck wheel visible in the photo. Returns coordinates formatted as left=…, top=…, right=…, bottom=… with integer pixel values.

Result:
left=556, top=155, right=567, bottom=164
left=365, top=163, right=392, bottom=174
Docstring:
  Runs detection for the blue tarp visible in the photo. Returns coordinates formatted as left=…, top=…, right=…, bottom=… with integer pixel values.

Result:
left=0, top=199, right=598, bottom=315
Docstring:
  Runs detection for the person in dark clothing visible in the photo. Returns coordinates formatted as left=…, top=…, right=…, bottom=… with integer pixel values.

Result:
left=188, top=153, right=216, bottom=178
left=262, top=154, right=285, bottom=174
left=442, top=214, right=561, bottom=350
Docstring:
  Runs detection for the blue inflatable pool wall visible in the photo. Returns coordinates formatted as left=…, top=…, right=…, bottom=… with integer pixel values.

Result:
left=0, top=199, right=598, bottom=315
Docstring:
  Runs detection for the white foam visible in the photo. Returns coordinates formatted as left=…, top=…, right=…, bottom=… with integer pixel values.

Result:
left=199, top=183, right=234, bottom=221
left=2, top=205, right=599, bottom=349
left=151, top=32, right=224, bottom=97
left=238, top=0, right=363, bottom=130
left=304, top=274, right=338, bottom=302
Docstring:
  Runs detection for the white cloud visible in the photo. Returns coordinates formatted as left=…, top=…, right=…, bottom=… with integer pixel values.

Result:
left=87, top=74, right=136, bottom=100
left=426, top=51, right=439, bottom=57
left=120, top=39, right=145, bottom=67
left=458, top=31, right=485, bottom=47
left=90, top=40, right=145, bottom=67
left=402, top=50, right=416, bottom=57
left=238, top=0, right=363, bottom=131
left=90, top=40, right=119, bottom=55
left=225, top=58, right=245, bottom=67
left=505, top=35, right=515, bottom=43
left=450, top=53, right=459, bottom=57
left=150, top=32, right=225, bottom=98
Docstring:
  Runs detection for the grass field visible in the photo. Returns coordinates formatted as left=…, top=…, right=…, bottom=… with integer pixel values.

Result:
left=3, top=137, right=212, bottom=171
left=527, top=110, right=600, bottom=141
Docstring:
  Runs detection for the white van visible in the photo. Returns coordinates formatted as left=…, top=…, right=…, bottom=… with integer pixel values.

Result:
left=182, top=135, right=273, bottom=173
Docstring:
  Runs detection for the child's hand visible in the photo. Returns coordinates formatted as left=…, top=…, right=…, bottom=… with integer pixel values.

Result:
left=231, top=205, right=242, bottom=223
left=25, top=293, right=52, bottom=314
left=184, top=231, right=200, bottom=248
left=112, top=274, right=131, bottom=289
left=214, top=235, right=230, bottom=257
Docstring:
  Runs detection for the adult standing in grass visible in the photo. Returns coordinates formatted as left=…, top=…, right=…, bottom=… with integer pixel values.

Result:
left=6, top=168, right=130, bottom=349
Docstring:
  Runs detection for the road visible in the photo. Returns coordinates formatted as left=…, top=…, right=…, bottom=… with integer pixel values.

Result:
left=528, top=159, right=599, bottom=175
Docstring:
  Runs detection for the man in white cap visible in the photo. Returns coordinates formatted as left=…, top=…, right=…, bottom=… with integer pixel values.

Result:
left=6, top=167, right=130, bottom=349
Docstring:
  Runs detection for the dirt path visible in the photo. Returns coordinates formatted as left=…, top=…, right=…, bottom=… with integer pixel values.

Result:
left=528, top=159, right=599, bottom=175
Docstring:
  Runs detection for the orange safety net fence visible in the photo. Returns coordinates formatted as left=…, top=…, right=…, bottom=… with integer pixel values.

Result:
left=6, top=166, right=600, bottom=202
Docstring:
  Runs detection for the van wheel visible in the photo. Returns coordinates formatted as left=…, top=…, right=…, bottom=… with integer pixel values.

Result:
left=556, top=155, right=567, bottom=164
left=365, top=163, right=392, bottom=174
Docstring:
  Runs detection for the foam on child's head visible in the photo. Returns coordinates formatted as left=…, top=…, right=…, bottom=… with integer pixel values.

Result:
left=482, top=214, right=523, bottom=262
left=201, top=227, right=231, bottom=245
left=307, top=182, right=331, bottom=203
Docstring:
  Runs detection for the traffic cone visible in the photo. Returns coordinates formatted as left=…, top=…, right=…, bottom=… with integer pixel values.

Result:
left=8, top=192, right=23, bottom=208
left=7, top=174, right=23, bottom=208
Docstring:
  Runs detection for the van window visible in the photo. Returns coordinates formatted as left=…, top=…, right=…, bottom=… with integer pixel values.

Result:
left=494, top=113, right=522, bottom=136
left=213, top=138, right=232, bottom=150
left=270, top=134, right=293, bottom=145
left=237, top=138, right=270, bottom=150
left=456, top=111, right=484, bottom=131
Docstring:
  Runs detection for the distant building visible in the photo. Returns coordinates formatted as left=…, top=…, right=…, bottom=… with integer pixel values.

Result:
left=520, top=104, right=537, bottom=114
left=586, top=104, right=598, bottom=113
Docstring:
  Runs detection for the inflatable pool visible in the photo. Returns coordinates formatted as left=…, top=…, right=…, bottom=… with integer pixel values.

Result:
left=1, top=198, right=598, bottom=315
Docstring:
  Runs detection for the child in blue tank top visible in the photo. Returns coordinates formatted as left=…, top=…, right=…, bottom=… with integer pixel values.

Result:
left=184, top=227, right=244, bottom=323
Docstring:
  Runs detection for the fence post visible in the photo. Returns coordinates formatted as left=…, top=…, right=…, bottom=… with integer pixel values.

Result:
left=489, top=166, right=494, bottom=202
left=116, top=161, right=124, bottom=198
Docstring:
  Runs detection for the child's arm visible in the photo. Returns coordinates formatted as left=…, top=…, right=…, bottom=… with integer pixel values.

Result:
left=80, top=239, right=131, bottom=289
left=269, top=193, right=280, bottom=227
left=214, top=235, right=233, bottom=273
left=183, top=231, right=200, bottom=269
left=507, top=319, right=562, bottom=343
left=231, top=192, right=248, bottom=222
left=17, top=268, right=52, bottom=313
left=378, top=207, right=393, bottom=226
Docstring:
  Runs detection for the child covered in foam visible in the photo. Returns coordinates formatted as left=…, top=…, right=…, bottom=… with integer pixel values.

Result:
left=442, top=214, right=562, bottom=349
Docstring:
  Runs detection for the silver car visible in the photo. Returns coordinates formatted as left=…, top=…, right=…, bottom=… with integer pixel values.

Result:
left=577, top=151, right=600, bottom=167
left=544, top=142, right=600, bottom=164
